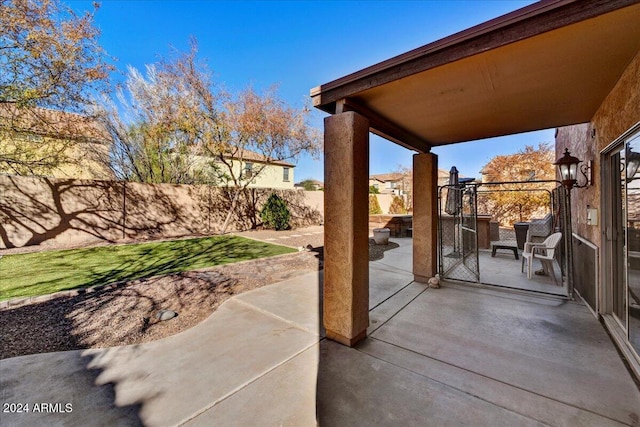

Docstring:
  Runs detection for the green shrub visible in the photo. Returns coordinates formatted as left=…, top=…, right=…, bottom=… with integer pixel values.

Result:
left=369, top=185, right=380, bottom=194
left=389, top=196, right=407, bottom=214
left=369, top=194, right=382, bottom=214
left=261, top=193, right=291, bottom=230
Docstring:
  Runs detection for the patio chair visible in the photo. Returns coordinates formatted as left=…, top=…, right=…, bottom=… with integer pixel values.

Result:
left=521, top=232, right=562, bottom=284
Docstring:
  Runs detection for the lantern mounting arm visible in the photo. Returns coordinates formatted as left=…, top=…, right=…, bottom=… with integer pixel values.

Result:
left=554, top=148, right=592, bottom=190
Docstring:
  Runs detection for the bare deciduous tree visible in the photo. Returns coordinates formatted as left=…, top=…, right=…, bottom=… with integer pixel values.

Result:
left=211, top=86, right=320, bottom=232
left=100, top=61, right=215, bottom=184
left=101, top=40, right=321, bottom=233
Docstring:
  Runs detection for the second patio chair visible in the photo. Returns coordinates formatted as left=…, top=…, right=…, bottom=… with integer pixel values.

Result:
left=521, top=232, right=563, bottom=284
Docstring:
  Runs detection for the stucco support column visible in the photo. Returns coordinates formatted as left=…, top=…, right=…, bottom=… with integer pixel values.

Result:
left=413, top=152, right=438, bottom=283
left=323, top=111, right=369, bottom=347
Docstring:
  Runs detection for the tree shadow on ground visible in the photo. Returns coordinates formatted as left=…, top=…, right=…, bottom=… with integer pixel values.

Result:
left=0, top=250, right=321, bottom=359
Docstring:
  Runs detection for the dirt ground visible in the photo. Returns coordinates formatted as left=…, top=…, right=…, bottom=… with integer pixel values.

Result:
left=1, top=239, right=398, bottom=359
left=0, top=250, right=322, bottom=360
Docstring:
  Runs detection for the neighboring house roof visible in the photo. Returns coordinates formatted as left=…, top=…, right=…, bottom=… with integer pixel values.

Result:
left=0, top=102, right=110, bottom=143
left=226, top=149, right=295, bottom=168
left=371, top=169, right=461, bottom=183
left=370, top=173, right=404, bottom=182
left=295, top=179, right=323, bottom=188
left=438, top=169, right=450, bottom=179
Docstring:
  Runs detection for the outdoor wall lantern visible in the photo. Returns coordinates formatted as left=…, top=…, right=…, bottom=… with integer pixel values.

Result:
left=626, top=143, right=640, bottom=181
left=554, top=148, right=592, bottom=190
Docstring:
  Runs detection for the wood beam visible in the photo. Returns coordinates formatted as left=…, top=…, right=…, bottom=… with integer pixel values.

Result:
left=339, top=98, right=432, bottom=154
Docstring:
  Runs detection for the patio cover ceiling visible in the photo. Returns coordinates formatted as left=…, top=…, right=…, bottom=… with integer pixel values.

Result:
left=311, top=0, right=640, bottom=153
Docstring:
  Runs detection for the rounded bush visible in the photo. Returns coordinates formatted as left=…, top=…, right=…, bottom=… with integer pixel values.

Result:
left=261, top=193, right=291, bottom=230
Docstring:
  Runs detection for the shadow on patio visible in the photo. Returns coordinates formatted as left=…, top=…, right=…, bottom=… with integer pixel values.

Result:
left=2, top=237, right=638, bottom=426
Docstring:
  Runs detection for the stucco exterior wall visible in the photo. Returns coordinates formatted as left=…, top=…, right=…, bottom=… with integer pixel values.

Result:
left=199, top=157, right=295, bottom=190
left=244, top=161, right=294, bottom=190
left=295, top=191, right=396, bottom=218
left=0, top=134, right=112, bottom=180
left=377, top=194, right=394, bottom=214
left=301, top=191, right=324, bottom=217
left=555, top=123, right=595, bottom=242
left=0, top=175, right=125, bottom=248
left=558, top=50, right=640, bottom=247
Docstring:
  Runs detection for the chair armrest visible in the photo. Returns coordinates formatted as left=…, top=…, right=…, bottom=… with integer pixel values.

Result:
left=524, top=241, right=545, bottom=253
left=532, top=246, right=549, bottom=255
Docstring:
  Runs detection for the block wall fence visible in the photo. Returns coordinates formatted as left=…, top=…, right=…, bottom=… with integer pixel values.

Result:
left=0, top=175, right=397, bottom=249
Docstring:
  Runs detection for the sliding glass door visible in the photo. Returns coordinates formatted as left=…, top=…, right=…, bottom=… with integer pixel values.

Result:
left=604, top=127, right=640, bottom=358
left=626, top=132, right=640, bottom=352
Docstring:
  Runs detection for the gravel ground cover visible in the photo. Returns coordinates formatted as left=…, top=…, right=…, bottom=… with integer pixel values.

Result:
left=1, top=229, right=400, bottom=360
left=0, top=251, right=322, bottom=359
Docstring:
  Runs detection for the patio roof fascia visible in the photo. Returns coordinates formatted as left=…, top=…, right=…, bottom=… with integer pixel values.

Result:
left=311, top=0, right=636, bottom=111
left=311, top=0, right=640, bottom=149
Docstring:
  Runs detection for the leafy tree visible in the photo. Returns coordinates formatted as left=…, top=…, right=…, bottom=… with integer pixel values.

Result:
left=479, top=143, right=555, bottom=226
left=100, top=40, right=320, bottom=232
left=369, top=194, right=382, bottom=215
left=369, top=185, right=379, bottom=194
left=0, top=0, right=113, bottom=174
left=389, top=195, right=407, bottom=214
left=299, top=179, right=317, bottom=191
left=260, top=193, right=290, bottom=230
left=100, top=59, right=214, bottom=184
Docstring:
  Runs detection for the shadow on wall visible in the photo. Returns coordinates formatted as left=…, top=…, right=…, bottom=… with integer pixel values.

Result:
left=0, top=175, right=323, bottom=249
left=0, top=176, right=124, bottom=248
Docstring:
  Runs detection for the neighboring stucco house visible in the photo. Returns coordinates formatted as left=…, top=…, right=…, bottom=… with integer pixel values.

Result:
left=371, top=169, right=460, bottom=194
left=311, top=0, right=640, bottom=385
left=0, top=103, right=112, bottom=179
left=191, top=149, right=295, bottom=190
left=369, top=173, right=407, bottom=195
left=295, top=179, right=323, bottom=191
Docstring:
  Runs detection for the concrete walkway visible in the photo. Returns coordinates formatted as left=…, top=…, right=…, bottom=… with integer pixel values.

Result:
left=2, top=238, right=639, bottom=426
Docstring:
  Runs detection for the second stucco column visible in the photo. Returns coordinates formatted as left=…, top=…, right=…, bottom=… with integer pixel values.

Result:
left=413, top=152, right=438, bottom=282
left=323, top=111, right=370, bottom=346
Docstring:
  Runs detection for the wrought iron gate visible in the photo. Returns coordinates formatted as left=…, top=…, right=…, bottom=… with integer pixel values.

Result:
left=437, top=178, right=574, bottom=297
left=438, top=183, right=480, bottom=282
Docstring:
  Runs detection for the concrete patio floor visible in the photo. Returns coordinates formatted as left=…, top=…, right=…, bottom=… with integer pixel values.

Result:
left=2, top=238, right=639, bottom=426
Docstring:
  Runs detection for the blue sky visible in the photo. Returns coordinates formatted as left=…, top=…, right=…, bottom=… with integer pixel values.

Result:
left=69, top=0, right=554, bottom=181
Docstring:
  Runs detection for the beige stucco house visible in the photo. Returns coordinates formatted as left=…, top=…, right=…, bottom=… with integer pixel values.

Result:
left=191, top=149, right=295, bottom=190
left=369, top=173, right=407, bottom=195
left=311, top=0, right=640, bottom=383
left=0, top=103, right=112, bottom=179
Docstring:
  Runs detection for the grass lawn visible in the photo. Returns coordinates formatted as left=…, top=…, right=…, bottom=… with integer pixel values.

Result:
left=0, top=236, right=295, bottom=300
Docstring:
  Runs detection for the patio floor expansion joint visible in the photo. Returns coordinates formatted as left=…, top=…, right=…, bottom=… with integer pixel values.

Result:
left=362, top=336, right=627, bottom=426
left=367, top=281, right=430, bottom=335
left=177, top=341, right=318, bottom=426
left=232, top=296, right=321, bottom=336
